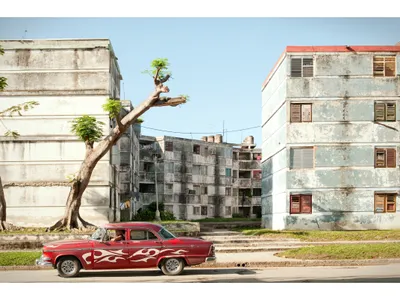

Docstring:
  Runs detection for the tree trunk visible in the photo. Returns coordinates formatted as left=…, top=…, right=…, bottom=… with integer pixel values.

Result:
left=0, top=176, right=13, bottom=231
left=48, top=84, right=186, bottom=231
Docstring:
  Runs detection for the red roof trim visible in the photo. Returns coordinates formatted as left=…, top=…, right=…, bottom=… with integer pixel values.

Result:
left=286, top=45, right=400, bottom=53
left=262, top=45, right=400, bottom=90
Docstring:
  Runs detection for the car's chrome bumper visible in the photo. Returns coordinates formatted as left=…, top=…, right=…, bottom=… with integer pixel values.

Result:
left=205, top=256, right=216, bottom=262
left=35, top=255, right=53, bottom=266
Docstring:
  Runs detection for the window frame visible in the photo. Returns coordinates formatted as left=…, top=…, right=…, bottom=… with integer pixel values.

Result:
left=129, top=229, right=159, bottom=241
left=290, top=147, right=315, bottom=170
left=290, top=103, right=313, bottom=123
left=193, top=144, right=201, bottom=155
left=373, top=55, right=396, bottom=77
left=290, top=194, right=313, bottom=214
left=290, top=57, right=314, bottom=78
left=374, top=102, right=396, bottom=122
left=374, top=148, right=397, bottom=168
left=374, top=193, right=397, bottom=213
left=165, top=141, right=173, bottom=152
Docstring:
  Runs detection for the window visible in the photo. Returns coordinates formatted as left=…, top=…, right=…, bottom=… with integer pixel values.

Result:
left=374, top=148, right=396, bottom=168
left=143, top=162, right=154, bottom=172
left=233, top=152, right=238, bottom=160
left=290, top=194, right=312, bottom=214
left=193, top=144, right=201, bottom=154
left=201, top=206, right=208, bottom=216
left=165, top=184, right=173, bottom=193
left=130, top=230, right=158, bottom=241
left=233, top=188, right=238, bottom=196
left=253, top=188, right=262, bottom=197
left=225, top=188, right=232, bottom=196
left=225, top=168, right=232, bottom=177
left=374, top=194, right=396, bottom=213
left=290, top=103, right=312, bottom=122
left=373, top=56, right=396, bottom=77
left=291, top=57, right=314, bottom=77
left=165, top=141, right=173, bottom=152
left=201, top=186, right=208, bottom=195
left=139, top=183, right=155, bottom=193
left=253, top=170, right=261, bottom=180
left=193, top=185, right=201, bottom=195
left=290, top=147, right=314, bottom=169
left=253, top=153, right=262, bottom=160
left=374, top=102, right=396, bottom=122
left=193, top=207, right=200, bottom=215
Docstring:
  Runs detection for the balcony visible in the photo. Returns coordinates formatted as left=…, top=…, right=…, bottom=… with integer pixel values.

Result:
left=238, top=178, right=251, bottom=188
left=139, top=171, right=155, bottom=182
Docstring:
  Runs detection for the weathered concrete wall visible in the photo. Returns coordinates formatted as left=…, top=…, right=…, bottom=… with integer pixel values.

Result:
left=262, top=51, right=400, bottom=230
left=261, top=57, right=288, bottom=229
left=0, top=39, right=125, bottom=227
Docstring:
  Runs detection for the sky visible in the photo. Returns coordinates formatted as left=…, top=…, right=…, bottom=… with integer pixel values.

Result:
left=1, top=17, right=400, bottom=146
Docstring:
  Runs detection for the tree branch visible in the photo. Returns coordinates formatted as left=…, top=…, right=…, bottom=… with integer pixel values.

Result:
left=152, top=96, right=187, bottom=107
left=159, top=74, right=170, bottom=83
left=116, top=116, right=123, bottom=130
left=153, top=67, right=161, bottom=85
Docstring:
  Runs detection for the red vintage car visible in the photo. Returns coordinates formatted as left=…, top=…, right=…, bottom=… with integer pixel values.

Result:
left=35, top=222, right=216, bottom=277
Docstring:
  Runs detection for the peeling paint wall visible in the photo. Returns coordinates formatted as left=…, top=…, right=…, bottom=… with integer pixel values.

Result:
left=0, top=39, right=131, bottom=227
left=262, top=50, right=400, bottom=230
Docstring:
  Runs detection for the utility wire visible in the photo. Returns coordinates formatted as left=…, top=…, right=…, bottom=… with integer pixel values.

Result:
left=141, top=125, right=260, bottom=135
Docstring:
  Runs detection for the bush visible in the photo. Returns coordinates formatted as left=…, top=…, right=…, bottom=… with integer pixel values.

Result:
left=131, top=202, right=176, bottom=221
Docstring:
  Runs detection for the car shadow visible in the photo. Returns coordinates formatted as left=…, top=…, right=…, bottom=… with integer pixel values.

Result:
left=77, top=268, right=257, bottom=278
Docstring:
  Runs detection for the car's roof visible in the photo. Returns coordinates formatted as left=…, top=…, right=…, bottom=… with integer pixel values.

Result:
left=103, top=222, right=163, bottom=231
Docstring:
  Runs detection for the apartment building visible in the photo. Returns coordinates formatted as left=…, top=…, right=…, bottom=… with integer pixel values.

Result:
left=137, top=134, right=262, bottom=220
left=261, top=44, right=400, bottom=230
left=0, top=39, right=139, bottom=226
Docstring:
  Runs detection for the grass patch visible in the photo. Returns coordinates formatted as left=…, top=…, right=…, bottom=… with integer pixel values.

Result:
left=237, top=229, right=400, bottom=241
left=277, top=243, right=400, bottom=260
left=0, top=227, right=91, bottom=235
left=194, top=218, right=261, bottom=223
left=0, top=251, right=41, bottom=266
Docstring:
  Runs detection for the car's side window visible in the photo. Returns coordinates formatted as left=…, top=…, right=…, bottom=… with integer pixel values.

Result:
left=130, top=230, right=159, bottom=241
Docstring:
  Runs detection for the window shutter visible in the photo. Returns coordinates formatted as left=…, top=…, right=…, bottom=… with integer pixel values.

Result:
left=291, top=104, right=301, bottom=122
left=291, top=58, right=302, bottom=77
left=374, top=194, right=385, bottom=213
left=301, top=104, right=312, bottom=122
left=375, top=103, right=386, bottom=121
left=386, top=103, right=396, bottom=121
left=386, top=195, right=396, bottom=212
left=386, top=148, right=396, bottom=168
left=290, top=147, right=314, bottom=169
left=373, top=57, right=385, bottom=77
left=290, top=195, right=301, bottom=214
left=300, top=195, right=312, bottom=213
left=302, top=58, right=314, bottom=77
left=385, top=57, right=396, bottom=77
left=375, top=148, right=386, bottom=168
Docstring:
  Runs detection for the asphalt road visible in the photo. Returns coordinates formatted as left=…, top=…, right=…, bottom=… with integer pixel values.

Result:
left=1, top=263, right=400, bottom=282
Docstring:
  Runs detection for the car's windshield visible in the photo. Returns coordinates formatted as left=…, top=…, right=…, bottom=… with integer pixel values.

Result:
left=89, top=227, right=105, bottom=241
left=158, top=227, right=176, bottom=240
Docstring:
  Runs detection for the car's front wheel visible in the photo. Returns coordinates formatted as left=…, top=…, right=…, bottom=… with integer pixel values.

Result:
left=161, top=258, right=185, bottom=276
left=57, top=256, right=81, bottom=278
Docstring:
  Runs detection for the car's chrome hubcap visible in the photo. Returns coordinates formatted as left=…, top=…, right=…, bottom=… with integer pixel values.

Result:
left=61, top=260, right=75, bottom=274
left=165, top=259, right=180, bottom=272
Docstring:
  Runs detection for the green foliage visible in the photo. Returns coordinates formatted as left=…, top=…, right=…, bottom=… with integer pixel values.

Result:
left=135, top=118, right=144, bottom=124
left=132, top=201, right=176, bottom=221
left=147, top=201, right=165, bottom=212
left=0, top=101, right=39, bottom=117
left=0, top=45, right=6, bottom=91
left=142, top=58, right=172, bottom=81
left=5, top=130, right=20, bottom=138
left=102, top=99, right=122, bottom=120
left=0, top=251, right=42, bottom=266
left=232, top=213, right=243, bottom=218
left=70, top=115, right=105, bottom=143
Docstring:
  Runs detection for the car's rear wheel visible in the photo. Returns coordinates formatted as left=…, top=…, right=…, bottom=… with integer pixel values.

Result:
left=57, top=256, right=81, bottom=278
left=161, top=258, right=185, bottom=276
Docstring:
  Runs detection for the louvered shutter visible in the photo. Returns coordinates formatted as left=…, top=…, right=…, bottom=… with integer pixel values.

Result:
left=375, top=103, right=386, bottom=121
left=302, top=104, right=312, bottom=122
left=290, top=148, right=314, bottom=169
left=385, top=57, right=396, bottom=77
left=374, top=194, right=385, bottom=213
left=375, top=148, right=386, bottom=168
left=386, top=148, right=396, bottom=168
left=291, top=104, right=301, bottom=122
left=386, top=103, right=396, bottom=121
left=373, top=57, right=385, bottom=77
left=290, top=195, right=301, bottom=214
left=291, top=58, right=302, bottom=77
left=302, top=58, right=314, bottom=77
left=301, top=195, right=312, bottom=213
left=386, top=194, right=396, bottom=212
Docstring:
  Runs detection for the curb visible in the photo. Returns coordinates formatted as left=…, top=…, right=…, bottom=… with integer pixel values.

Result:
left=1, top=259, right=400, bottom=271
